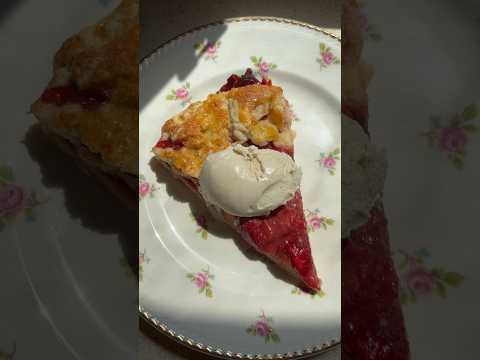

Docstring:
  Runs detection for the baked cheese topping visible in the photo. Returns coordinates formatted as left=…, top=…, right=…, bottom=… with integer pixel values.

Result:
left=154, top=84, right=295, bottom=178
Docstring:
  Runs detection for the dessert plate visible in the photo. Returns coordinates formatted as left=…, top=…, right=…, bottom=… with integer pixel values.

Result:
left=139, top=18, right=341, bottom=358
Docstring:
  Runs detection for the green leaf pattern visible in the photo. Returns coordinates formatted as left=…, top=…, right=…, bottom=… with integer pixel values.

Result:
left=421, top=103, right=478, bottom=169
left=318, top=148, right=340, bottom=175
left=194, top=39, right=221, bottom=60
left=394, top=249, right=465, bottom=305
left=165, top=82, right=193, bottom=107
left=250, top=55, right=277, bottom=79
left=317, top=42, right=341, bottom=68
left=305, top=209, right=334, bottom=233
left=246, top=311, right=280, bottom=343
left=186, top=268, right=214, bottom=298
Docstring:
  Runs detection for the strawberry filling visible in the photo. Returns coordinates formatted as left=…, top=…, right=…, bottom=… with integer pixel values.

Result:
left=240, top=191, right=321, bottom=291
left=342, top=113, right=410, bottom=359
left=219, top=71, right=319, bottom=291
left=155, top=139, right=183, bottom=150
left=219, top=68, right=272, bottom=92
left=154, top=70, right=320, bottom=291
left=342, top=205, right=410, bottom=360
left=40, top=85, right=109, bottom=110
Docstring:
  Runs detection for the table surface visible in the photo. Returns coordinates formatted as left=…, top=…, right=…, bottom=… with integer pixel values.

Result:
left=139, top=1, right=341, bottom=359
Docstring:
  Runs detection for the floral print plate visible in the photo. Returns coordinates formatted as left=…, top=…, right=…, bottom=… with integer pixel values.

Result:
left=361, top=0, right=479, bottom=358
left=139, top=18, right=341, bottom=358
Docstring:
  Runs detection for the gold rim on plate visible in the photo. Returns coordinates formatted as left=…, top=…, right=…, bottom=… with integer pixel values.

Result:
left=139, top=16, right=341, bottom=360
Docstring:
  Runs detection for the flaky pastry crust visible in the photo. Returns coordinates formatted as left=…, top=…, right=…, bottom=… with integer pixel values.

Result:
left=153, top=84, right=295, bottom=178
left=31, top=0, right=138, bottom=176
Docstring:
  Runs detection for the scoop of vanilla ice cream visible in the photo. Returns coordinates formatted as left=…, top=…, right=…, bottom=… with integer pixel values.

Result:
left=342, top=114, right=387, bottom=238
left=199, top=144, right=302, bottom=217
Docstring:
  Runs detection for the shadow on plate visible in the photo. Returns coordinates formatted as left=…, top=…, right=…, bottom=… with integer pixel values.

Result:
left=23, top=124, right=138, bottom=276
left=148, top=157, right=304, bottom=290
left=140, top=21, right=227, bottom=113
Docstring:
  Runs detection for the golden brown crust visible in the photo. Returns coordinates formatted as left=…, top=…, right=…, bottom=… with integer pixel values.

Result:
left=153, top=84, right=294, bottom=178
left=31, top=0, right=138, bottom=175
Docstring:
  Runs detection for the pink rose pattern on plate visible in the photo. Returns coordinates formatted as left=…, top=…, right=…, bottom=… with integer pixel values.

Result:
left=139, top=175, right=157, bottom=201
left=250, top=56, right=277, bottom=79
left=394, top=248, right=464, bottom=305
left=291, top=286, right=326, bottom=299
left=246, top=310, right=280, bottom=343
left=0, top=165, right=46, bottom=230
left=421, top=103, right=478, bottom=169
left=317, top=148, right=340, bottom=175
left=190, top=212, right=210, bottom=240
left=166, top=82, right=192, bottom=107
left=194, top=39, right=221, bottom=60
left=186, top=268, right=214, bottom=298
left=318, top=43, right=340, bottom=68
left=0, top=342, right=16, bottom=360
left=139, top=249, right=151, bottom=282
left=305, top=209, right=334, bottom=233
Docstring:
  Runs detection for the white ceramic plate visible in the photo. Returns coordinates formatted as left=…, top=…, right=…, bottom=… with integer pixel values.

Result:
left=139, top=18, right=341, bottom=358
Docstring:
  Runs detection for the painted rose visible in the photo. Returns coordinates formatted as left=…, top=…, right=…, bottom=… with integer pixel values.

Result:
left=309, top=215, right=324, bottom=230
left=259, top=61, right=270, bottom=73
left=175, top=88, right=189, bottom=99
left=0, top=185, right=25, bottom=216
left=255, top=319, right=271, bottom=337
left=406, top=267, right=435, bottom=295
left=438, top=127, right=467, bottom=153
left=139, top=182, right=150, bottom=198
left=206, top=43, right=216, bottom=54
left=194, top=272, right=208, bottom=289
left=323, top=155, right=336, bottom=169
left=139, top=253, right=145, bottom=264
left=322, top=51, right=335, bottom=65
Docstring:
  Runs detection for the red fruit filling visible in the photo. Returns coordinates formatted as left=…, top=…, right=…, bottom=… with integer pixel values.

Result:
left=342, top=205, right=410, bottom=360
left=155, top=139, right=183, bottom=150
left=218, top=71, right=318, bottom=289
left=219, top=68, right=271, bottom=92
left=41, top=85, right=109, bottom=110
left=240, top=191, right=321, bottom=292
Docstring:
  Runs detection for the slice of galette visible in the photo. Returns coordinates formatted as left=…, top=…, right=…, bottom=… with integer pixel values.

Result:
left=152, top=70, right=322, bottom=292
left=31, top=0, right=139, bottom=207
